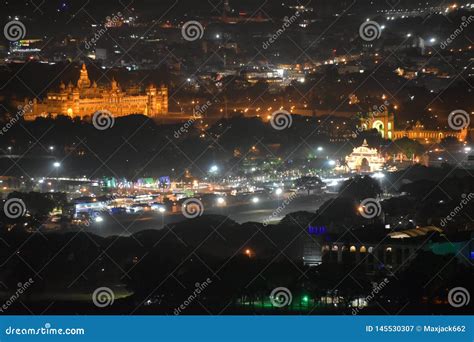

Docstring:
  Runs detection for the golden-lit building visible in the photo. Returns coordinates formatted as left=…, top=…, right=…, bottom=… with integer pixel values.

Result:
left=393, top=121, right=467, bottom=144
left=20, top=64, right=168, bottom=120
left=361, top=110, right=467, bottom=144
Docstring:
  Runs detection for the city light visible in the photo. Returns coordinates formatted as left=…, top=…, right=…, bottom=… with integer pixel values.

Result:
left=251, top=197, right=259, bottom=204
left=209, top=165, right=219, bottom=173
left=275, top=188, right=283, bottom=196
left=94, top=216, right=103, bottom=223
left=53, top=162, right=61, bottom=168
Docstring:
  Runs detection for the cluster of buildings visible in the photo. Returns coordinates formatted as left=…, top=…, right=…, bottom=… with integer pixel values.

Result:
left=18, top=64, right=168, bottom=120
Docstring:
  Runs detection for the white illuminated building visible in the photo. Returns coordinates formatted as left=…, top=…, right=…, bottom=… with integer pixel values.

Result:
left=345, top=139, right=385, bottom=172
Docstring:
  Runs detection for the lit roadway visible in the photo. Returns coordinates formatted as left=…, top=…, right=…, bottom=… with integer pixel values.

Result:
left=74, top=193, right=332, bottom=237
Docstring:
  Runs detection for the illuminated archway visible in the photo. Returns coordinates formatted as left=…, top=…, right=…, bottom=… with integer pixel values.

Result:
left=372, top=120, right=384, bottom=138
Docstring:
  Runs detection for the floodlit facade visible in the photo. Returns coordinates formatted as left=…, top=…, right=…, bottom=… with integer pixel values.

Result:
left=345, top=139, right=385, bottom=172
left=20, top=64, right=168, bottom=120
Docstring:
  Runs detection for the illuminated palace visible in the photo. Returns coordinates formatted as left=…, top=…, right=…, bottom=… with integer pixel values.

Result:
left=21, top=64, right=168, bottom=120
left=360, top=109, right=468, bottom=144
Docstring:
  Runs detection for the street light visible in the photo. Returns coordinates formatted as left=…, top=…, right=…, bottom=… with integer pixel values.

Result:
left=53, top=162, right=61, bottom=168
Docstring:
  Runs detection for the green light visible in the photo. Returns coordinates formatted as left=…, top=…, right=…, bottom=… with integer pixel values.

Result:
left=302, top=296, right=309, bottom=303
